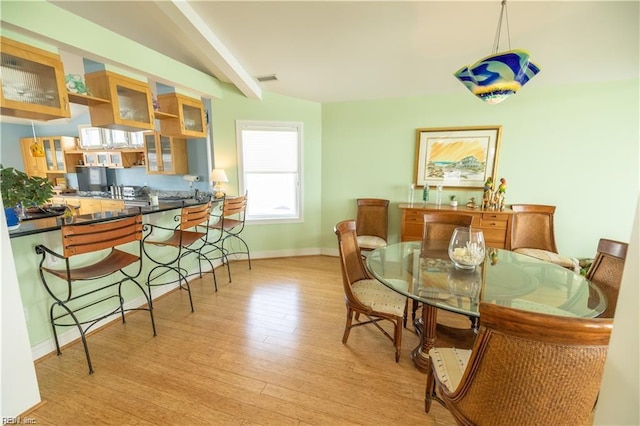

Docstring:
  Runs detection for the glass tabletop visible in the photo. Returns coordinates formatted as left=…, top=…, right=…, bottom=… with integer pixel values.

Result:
left=366, top=242, right=606, bottom=318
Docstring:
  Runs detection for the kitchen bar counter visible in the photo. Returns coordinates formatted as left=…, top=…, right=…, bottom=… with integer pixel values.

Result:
left=9, top=199, right=207, bottom=239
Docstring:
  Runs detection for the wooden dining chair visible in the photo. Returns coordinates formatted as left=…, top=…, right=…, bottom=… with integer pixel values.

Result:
left=586, top=238, right=629, bottom=318
left=334, top=219, right=407, bottom=362
left=355, top=198, right=389, bottom=256
left=510, top=204, right=579, bottom=272
left=425, top=302, right=613, bottom=424
left=412, top=212, right=474, bottom=324
left=35, top=213, right=156, bottom=374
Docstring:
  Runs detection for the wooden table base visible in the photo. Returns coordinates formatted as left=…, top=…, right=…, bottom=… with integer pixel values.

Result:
left=411, top=304, right=477, bottom=373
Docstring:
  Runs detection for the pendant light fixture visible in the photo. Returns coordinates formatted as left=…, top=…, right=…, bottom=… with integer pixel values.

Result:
left=29, top=121, right=45, bottom=157
left=454, top=0, right=540, bottom=104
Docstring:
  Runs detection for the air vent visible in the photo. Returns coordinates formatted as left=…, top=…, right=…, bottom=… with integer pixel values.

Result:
left=256, top=74, right=278, bottom=82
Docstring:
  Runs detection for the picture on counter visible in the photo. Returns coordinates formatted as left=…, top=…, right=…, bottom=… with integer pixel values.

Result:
left=414, top=125, right=502, bottom=189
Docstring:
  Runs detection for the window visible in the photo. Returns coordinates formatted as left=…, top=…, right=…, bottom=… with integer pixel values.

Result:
left=236, top=121, right=302, bottom=222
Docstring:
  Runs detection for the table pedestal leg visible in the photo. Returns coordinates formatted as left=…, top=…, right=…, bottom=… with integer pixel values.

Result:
left=411, top=303, right=437, bottom=373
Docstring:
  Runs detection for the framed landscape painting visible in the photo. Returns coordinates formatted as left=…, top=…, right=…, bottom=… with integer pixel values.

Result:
left=414, top=125, right=502, bottom=189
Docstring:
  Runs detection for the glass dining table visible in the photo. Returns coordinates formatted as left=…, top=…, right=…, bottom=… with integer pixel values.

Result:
left=365, top=241, right=606, bottom=372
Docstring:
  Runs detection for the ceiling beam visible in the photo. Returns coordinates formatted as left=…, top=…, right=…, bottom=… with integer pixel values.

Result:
left=155, top=0, right=262, bottom=100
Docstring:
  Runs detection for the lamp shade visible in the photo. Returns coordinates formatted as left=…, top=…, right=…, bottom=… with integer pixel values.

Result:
left=454, top=49, right=540, bottom=104
left=210, top=168, right=228, bottom=183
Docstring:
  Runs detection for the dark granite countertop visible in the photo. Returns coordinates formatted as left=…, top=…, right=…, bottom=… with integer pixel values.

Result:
left=8, top=199, right=207, bottom=239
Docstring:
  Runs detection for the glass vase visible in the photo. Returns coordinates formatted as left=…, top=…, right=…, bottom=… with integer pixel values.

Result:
left=448, top=227, right=486, bottom=269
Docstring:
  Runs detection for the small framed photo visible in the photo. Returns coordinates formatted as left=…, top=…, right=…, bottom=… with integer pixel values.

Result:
left=414, top=126, right=502, bottom=189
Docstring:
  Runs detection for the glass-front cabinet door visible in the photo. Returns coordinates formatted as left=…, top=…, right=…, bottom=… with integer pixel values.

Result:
left=40, top=136, right=76, bottom=173
left=143, top=131, right=188, bottom=175
left=116, top=83, right=151, bottom=125
left=159, top=135, right=173, bottom=173
left=182, top=103, right=205, bottom=135
left=0, top=37, right=70, bottom=121
left=144, top=132, right=160, bottom=173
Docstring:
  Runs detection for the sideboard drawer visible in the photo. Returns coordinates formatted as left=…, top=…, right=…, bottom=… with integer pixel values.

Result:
left=481, top=213, right=509, bottom=221
left=480, top=219, right=508, bottom=229
left=405, top=210, right=424, bottom=222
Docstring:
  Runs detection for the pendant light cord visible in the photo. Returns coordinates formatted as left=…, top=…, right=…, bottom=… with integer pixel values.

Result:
left=492, top=0, right=512, bottom=53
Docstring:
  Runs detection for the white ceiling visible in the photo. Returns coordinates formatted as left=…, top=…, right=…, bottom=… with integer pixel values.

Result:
left=23, top=1, right=640, bottom=103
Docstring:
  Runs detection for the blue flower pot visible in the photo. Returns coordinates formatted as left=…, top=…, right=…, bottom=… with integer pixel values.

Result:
left=4, top=206, right=20, bottom=229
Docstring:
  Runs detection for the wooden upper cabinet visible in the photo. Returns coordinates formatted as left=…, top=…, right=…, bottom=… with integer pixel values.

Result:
left=84, top=70, right=155, bottom=132
left=0, top=37, right=70, bottom=121
left=157, top=93, right=206, bottom=138
left=20, top=136, right=77, bottom=175
left=143, top=131, right=188, bottom=175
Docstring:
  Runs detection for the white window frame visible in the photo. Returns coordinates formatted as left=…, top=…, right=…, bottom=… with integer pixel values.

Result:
left=236, top=120, right=303, bottom=224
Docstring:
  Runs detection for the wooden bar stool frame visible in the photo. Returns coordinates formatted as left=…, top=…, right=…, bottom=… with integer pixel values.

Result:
left=35, top=213, right=156, bottom=374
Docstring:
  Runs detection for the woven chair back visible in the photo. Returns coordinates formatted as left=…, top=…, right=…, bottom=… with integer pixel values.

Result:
left=442, top=302, right=613, bottom=425
left=510, top=204, right=558, bottom=253
left=587, top=238, right=629, bottom=318
left=356, top=198, right=389, bottom=241
left=335, top=220, right=370, bottom=308
left=421, top=212, right=474, bottom=255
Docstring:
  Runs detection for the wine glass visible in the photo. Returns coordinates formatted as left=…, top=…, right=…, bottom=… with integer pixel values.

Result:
left=448, top=227, right=486, bottom=269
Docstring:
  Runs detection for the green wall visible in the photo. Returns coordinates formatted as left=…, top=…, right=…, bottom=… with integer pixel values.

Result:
left=210, top=84, right=323, bottom=254
left=3, top=0, right=638, bottom=260
left=321, top=80, right=640, bottom=258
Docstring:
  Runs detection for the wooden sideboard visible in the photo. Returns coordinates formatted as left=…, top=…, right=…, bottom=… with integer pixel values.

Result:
left=398, top=203, right=515, bottom=249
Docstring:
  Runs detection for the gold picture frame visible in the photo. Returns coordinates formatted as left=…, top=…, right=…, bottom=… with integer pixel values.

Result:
left=414, top=125, right=502, bottom=189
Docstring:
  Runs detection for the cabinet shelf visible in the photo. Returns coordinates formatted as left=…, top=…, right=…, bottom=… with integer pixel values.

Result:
left=154, top=111, right=178, bottom=120
left=68, top=92, right=111, bottom=106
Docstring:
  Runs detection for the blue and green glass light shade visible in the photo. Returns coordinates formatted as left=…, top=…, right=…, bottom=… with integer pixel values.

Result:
left=454, top=49, right=540, bottom=104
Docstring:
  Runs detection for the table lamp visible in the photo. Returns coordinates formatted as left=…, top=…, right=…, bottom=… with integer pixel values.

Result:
left=210, top=168, right=229, bottom=199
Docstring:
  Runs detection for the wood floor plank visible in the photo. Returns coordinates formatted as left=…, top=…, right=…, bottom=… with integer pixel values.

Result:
left=28, top=256, right=456, bottom=425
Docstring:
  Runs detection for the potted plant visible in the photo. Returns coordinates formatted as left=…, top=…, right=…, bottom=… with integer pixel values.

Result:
left=449, top=195, right=458, bottom=207
left=1, top=165, right=53, bottom=229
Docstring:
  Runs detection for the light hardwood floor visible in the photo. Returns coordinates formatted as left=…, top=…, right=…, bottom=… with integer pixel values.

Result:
left=27, top=256, right=457, bottom=425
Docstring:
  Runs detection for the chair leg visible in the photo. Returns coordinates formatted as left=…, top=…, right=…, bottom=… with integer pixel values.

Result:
left=342, top=307, right=354, bottom=344
left=394, top=316, right=402, bottom=363
left=425, top=362, right=435, bottom=413
left=52, top=302, right=94, bottom=374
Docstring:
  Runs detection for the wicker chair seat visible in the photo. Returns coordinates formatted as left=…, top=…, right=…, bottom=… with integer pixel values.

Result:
left=509, top=299, right=576, bottom=317
left=514, top=247, right=579, bottom=272
left=42, top=248, right=139, bottom=281
left=429, top=347, right=472, bottom=392
left=352, top=279, right=406, bottom=317
left=356, top=235, right=387, bottom=250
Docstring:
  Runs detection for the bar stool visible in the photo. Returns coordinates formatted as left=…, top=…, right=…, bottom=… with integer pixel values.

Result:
left=35, top=213, right=155, bottom=374
left=143, top=201, right=215, bottom=312
left=205, top=193, right=251, bottom=282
